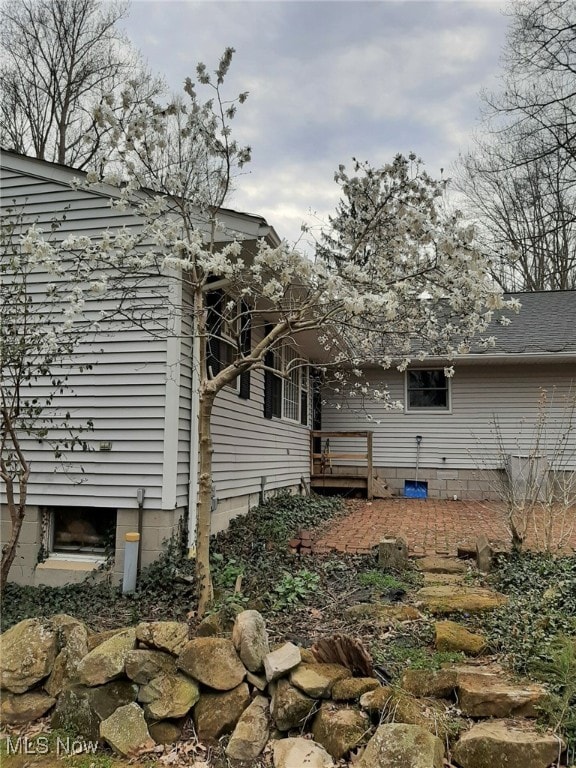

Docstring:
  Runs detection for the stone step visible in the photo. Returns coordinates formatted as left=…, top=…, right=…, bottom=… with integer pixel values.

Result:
left=456, top=671, right=548, bottom=717
left=415, top=585, right=508, bottom=614
left=417, top=556, right=468, bottom=574
left=422, top=571, right=466, bottom=586
left=452, top=720, right=563, bottom=768
left=402, top=663, right=548, bottom=719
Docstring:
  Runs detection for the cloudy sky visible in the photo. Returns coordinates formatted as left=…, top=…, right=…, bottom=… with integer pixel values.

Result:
left=122, top=0, right=510, bottom=246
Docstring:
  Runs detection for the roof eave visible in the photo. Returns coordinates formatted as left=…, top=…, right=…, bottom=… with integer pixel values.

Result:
left=420, top=352, right=576, bottom=366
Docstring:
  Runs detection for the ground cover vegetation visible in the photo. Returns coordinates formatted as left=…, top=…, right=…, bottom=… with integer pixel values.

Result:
left=475, top=551, right=576, bottom=754
left=2, top=493, right=575, bottom=761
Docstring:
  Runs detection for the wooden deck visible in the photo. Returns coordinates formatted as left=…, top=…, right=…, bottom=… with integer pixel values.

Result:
left=310, top=430, right=374, bottom=500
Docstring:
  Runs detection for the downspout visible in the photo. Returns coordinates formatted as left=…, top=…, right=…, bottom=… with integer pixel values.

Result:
left=187, top=299, right=201, bottom=558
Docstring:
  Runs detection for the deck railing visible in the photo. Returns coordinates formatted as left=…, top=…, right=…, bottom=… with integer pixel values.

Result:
left=310, top=430, right=374, bottom=499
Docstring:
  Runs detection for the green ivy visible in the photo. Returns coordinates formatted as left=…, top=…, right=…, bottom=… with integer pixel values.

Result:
left=271, top=569, right=320, bottom=611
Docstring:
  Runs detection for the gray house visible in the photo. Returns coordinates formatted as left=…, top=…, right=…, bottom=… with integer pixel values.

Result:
left=319, top=291, right=576, bottom=501
left=1, top=151, right=312, bottom=586
left=2, top=150, right=575, bottom=587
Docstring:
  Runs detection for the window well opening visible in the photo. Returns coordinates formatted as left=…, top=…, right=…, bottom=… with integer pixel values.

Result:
left=43, top=507, right=117, bottom=555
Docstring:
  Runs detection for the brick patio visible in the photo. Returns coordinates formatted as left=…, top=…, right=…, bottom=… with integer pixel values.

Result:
left=312, top=498, right=576, bottom=556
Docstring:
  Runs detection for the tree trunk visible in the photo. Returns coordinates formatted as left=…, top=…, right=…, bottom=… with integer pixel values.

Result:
left=196, top=389, right=216, bottom=617
left=0, top=472, right=28, bottom=591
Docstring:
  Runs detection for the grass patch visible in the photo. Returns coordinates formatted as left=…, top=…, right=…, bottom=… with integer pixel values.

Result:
left=358, top=569, right=419, bottom=592
left=372, top=629, right=464, bottom=679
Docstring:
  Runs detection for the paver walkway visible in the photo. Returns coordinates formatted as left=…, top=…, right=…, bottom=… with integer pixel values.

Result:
left=312, top=498, right=576, bottom=556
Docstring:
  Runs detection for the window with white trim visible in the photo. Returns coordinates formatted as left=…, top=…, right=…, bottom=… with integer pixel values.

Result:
left=406, top=369, right=450, bottom=411
left=43, top=507, right=116, bottom=557
left=283, top=345, right=300, bottom=421
left=264, top=343, right=309, bottom=424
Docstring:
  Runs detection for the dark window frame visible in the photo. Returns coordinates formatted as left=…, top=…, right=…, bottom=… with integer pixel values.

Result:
left=263, top=339, right=309, bottom=425
left=406, top=369, right=450, bottom=412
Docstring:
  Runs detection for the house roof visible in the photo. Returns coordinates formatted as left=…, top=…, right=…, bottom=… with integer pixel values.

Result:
left=472, top=291, right=576, bottom=358
left=0, top=148, right=281, bottom=246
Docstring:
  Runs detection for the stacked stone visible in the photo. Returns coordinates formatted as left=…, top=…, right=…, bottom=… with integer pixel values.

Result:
left=0, top=611, right=563, bottom=768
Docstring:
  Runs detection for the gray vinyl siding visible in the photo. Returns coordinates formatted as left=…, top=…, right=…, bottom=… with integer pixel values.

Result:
left=1, top=153, right=171, bottom=510
left=321, top=362, right=576, bottom=471
left=211, top=326, right=311, bottom=501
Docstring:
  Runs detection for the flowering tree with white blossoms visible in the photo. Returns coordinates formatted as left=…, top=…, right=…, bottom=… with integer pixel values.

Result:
left=0, top=215, right=101, bottom=589
left=2, top=49, right=518, bottom=610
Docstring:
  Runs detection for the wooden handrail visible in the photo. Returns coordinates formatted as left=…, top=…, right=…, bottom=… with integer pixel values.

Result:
left=310, top=429, right=374, bottom=500
left=310, top=430, right=373, bottom=438
left=312, top=452, right=368, bottom=460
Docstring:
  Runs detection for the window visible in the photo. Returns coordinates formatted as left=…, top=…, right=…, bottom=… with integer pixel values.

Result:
left=220, top=297, right=240, bottom=368
left=44, top=507, right=116, bottom=557
left=406, top=369, right=450, bottom=411
left=206, top=291, right=251, bottom=398
left=283, top=345, right=300, bottom=421
left=264, top=342, right=309, bottom=424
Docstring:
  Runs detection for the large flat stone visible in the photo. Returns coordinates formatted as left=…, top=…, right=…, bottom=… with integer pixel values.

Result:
left=453, top=721, right=563, bottom=768
left=415, top=585, right=508, bottom=614
left=344, top=603, right=421, bottom=625
left=434, top=621, right=487, bottom=655
left=457, top=673, right=548, bottom=717
left=422, top=572, right=465, bottom=586
left=417, top=556, right=467, bottom=574
left=401, top=668, right=458, bottom=698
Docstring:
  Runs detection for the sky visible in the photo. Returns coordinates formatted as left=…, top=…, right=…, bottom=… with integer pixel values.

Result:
left=121, top=0, right=510, bottom=247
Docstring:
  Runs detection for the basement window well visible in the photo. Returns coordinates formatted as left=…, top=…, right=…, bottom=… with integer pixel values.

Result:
left=43, top=507, right=117, bottom=558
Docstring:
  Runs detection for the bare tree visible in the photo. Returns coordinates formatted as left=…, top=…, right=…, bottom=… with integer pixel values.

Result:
left=456, top=0, right=576, bottom=291
left=488, top=0, right=576, bottom=166
left=0, top=0, right=164, bottom=169
left=457, top=135, right=576, bottom=291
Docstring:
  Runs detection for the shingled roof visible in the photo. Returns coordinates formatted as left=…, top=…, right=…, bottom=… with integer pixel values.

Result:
left=473, top=290, right=576, bottom=356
